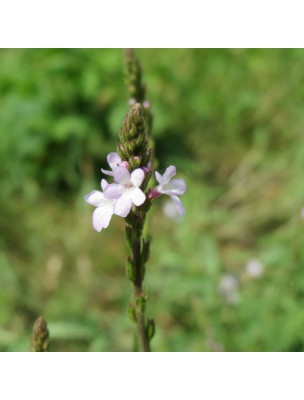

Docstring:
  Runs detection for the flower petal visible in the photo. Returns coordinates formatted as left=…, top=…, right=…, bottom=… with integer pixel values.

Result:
left=114, top=193, right=133, bottom=217
left=104, top=183, right=125, bottom=199
left=162, top=179, right=186, bottom=196
left=163, top=200, right=179, bottom=219
left=113, top=166, right=130, bottom=184
left=129, top=187, right=146, bottom=206
left=130, top=168, right=145, bottom=187
left=155, top=171, right=163, bottom=185
left=170, top=195, right=185, bottom=215
left=101, top=168, right=115, bottom=177
left=92, top=205, right=113, bottom=231
left=84, top=190, right=105, bottom=207
left=107, top=152, right=121, bottom=170
left=101, top=179, right=109, bottom=191
left=162, top=166, right=176, bottom=184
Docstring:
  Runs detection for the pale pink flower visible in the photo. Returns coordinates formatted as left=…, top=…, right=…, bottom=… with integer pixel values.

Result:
left=101, top=152, right=128, bottom=177
left=104, top=166, right=146, bottom=217
left=150, top=166, right=186, bottom=215
left=84, top=179, right=116, bottom=232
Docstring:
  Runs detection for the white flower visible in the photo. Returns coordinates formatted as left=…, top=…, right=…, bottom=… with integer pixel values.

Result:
left=101, top=152, right=128, bottom=177
left=150, top=165, right=186, bottom=215
left=218, top=274, right=239, bottom=305
left=218, top=274, right=238, bottom=294
left=103, top=166, right=146, bottom=217
left=84, top=179, right=116, bottom=232
left=245, top=259, right=264, bottom=278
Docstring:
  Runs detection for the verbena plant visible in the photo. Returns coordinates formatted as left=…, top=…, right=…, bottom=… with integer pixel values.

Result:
left=84, top=50, right=186, bottom=351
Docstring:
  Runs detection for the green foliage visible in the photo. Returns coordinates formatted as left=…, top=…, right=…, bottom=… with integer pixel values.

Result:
left=1, top=49, right=304, bottom=351
left=0, top=49, right=124, bottom=195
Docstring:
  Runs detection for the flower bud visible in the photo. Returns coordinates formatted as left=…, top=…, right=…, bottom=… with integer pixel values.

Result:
left=149, top=187, right=161, bottom=199
left=30, top=316, right=49, bottom=352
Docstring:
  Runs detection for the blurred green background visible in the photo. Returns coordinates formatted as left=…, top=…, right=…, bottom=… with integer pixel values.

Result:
left=1, top=48, right=304, bottom=351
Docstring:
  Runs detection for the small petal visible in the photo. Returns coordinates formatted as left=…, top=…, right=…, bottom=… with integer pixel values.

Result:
left=93, top=205, right=113, bottom=231
left=162, top=179, right=186, bottom=196
left=114, top=194, right=133, bottom=217
left=107, top=152, right=121, bottom=170
left=162, top=166, right=176, bottom=184
left=129, top=187, right=146, bottom=206
left=104, top=183, right=125, bottom=199
left=101, top=179, right=109, bottom=191
left=170, top=195, right=185, bottom=215
left=101, top=168, right=115, bottom=177
left=155, top=171, right=163, bottom=185
left=113, top=166, right=130, bottom=184
left=84, top=190, right=105, bottom=207
left=130, top=168, right=145, bottom=187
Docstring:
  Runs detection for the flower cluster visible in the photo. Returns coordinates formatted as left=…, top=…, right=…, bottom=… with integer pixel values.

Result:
left=85, top=152, right=186, bottom=232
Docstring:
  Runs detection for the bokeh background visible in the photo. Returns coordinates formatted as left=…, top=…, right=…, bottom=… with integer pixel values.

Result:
left=1, top=48, right=304, bottom=351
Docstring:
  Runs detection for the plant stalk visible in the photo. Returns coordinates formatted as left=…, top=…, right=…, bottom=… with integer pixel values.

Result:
left=133, top=286, right=150, bottom=352
left=129, top=212, right=151, bottom=352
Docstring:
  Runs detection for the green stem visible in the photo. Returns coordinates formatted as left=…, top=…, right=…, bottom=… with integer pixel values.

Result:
left=128, top=212, right=151, bottom=352
left=133, top=285, right=150, bottom=352
left=119, top=103, right=154, bottom=352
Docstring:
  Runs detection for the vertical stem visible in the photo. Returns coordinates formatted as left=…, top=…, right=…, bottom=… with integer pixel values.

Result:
left=119, top=103, right=154, bottom=351
left=133, top=289, right=150, bottom=352
left=128, top=212, right=151, bottom=352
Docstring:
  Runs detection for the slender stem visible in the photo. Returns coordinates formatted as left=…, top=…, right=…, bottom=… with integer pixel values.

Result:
left=133, top=286, right=150, bottom=352
left=128, top=212, right=151, bottom=352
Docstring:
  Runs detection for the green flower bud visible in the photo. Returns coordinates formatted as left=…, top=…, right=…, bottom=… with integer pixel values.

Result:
left=30, top=316, right=49, bottom=352
left=118, top=103, right=152, bottom=171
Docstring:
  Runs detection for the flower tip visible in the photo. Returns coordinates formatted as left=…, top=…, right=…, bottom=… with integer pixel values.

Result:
left=93, top=225, right=103, bottom=232
left=179, top=207, right=186, bottom=216
left=101, top=179, right=108, bottom=191
left=129, top=102, right=144, bottom=118
left=84, top=193, right=90, bottom=202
